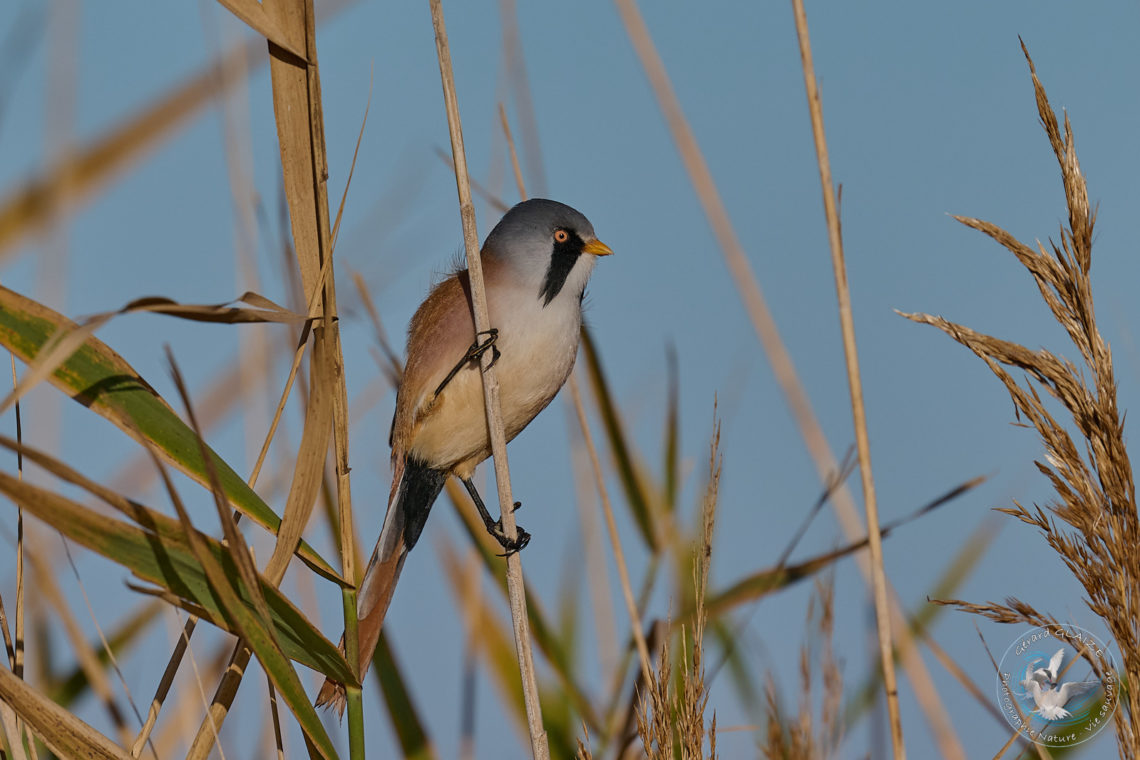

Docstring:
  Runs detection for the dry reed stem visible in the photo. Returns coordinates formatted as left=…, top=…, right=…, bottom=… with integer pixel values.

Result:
left=787, top=0, right=903, bottom=756
left=566, top=401, right=620, bottom=678
left=186, top=0, right=363, bottom=751
left=428, top=1, right=549, bottom=757
left=458, top=545, right=482, bottom=760
left=497, top=0, right=547, bottom=197
left=0, top=355, right=29, bottom=760
left=24, top=546, right=133, bottom=748
left=265, top=674, right=285, bottom=760
left=498, top=104, right=526, bottom=206
left=7, top=354, right=31, bottom=759
left=350, top=270, right=402, bottom=387
left=570, top=375, right=656, bottom=690
left=613, top=1, right=960, bottom=755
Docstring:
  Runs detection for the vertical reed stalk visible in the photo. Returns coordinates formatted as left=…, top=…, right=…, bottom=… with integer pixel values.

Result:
left=787, top=0, right=903, bottom=757
left=428, top=1, right=549, bottom=757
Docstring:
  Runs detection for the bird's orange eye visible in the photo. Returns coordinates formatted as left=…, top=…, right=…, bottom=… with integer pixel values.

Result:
left=554, top=229, right=569, bottom=243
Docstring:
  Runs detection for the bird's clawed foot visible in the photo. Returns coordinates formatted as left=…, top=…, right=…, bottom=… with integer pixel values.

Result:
left=490, top=521, right=531, bottom=556
left=434, top=329, right=501, bottom=399
left=462, top=478, right=532, bottom=556
left=467, top=329, right=501, bottom=370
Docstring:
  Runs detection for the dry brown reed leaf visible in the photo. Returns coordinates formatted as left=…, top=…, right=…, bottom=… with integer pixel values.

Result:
left=903, top=41, right=1140, bottom=756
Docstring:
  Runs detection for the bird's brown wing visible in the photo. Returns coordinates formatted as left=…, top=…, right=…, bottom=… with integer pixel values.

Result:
left=389, top=272, right=475, bottom=468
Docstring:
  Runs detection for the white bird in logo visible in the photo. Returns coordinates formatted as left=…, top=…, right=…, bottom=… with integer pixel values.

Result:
left=1019, top=649, right=1099, bottom=720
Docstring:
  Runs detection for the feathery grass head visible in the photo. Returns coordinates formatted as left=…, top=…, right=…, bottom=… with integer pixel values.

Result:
left=904, top=41, right=1140, bottom=755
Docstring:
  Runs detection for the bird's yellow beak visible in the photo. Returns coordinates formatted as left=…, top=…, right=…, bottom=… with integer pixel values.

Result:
left=582, top=238, right=614, bottom=257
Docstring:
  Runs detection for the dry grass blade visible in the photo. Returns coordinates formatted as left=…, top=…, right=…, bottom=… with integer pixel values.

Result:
left=255, top=0, right=362, bottom=753
left=904, top=42, right=1140, bottom=757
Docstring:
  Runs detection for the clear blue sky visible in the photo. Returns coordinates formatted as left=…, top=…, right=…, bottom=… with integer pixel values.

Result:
left=1, top=0, right=1138, bottom=757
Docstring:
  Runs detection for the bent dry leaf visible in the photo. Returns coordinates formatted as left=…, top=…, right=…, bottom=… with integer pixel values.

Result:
left=0, top=285, right=343, bottom=584
left=0, top=470, right=355, bottom=686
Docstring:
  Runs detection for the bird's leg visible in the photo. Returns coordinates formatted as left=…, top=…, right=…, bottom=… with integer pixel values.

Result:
left=461, top=477, right=530, bottom=555
left=433, top=329, right=501, bottom=399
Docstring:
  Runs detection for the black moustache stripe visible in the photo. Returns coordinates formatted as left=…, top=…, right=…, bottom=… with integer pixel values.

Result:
left=539, top=231, right=585, bottom=306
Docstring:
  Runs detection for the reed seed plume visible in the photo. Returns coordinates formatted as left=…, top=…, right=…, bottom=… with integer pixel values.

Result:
left=903, top=41, right=1140, bottom=756
left=635, top=414, right=721, bottom=760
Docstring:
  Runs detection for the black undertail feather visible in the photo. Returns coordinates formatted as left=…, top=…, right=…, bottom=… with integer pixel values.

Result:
left=396, top=457, right=448, bottom=551
left=539, top=229, right=585, bottom=306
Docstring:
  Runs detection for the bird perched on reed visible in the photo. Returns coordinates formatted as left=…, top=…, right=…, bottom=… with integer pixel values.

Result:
left=317, top=198, right=612, bottom=710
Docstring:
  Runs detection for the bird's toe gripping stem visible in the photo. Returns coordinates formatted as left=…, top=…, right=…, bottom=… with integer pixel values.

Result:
left=434, top=328, right=501, bottom=399
left=468, top=328, right=501, bottom=370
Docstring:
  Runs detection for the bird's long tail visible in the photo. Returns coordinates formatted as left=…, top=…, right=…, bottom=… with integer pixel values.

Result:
left=315, top=457, right=447, bottom=713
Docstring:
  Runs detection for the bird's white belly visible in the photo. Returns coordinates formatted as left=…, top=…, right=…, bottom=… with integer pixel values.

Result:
left=408, top=290, right=581, bottom=475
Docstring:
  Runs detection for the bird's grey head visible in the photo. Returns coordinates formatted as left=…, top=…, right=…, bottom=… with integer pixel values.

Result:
left=482, top=198, right=613, bottom=306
